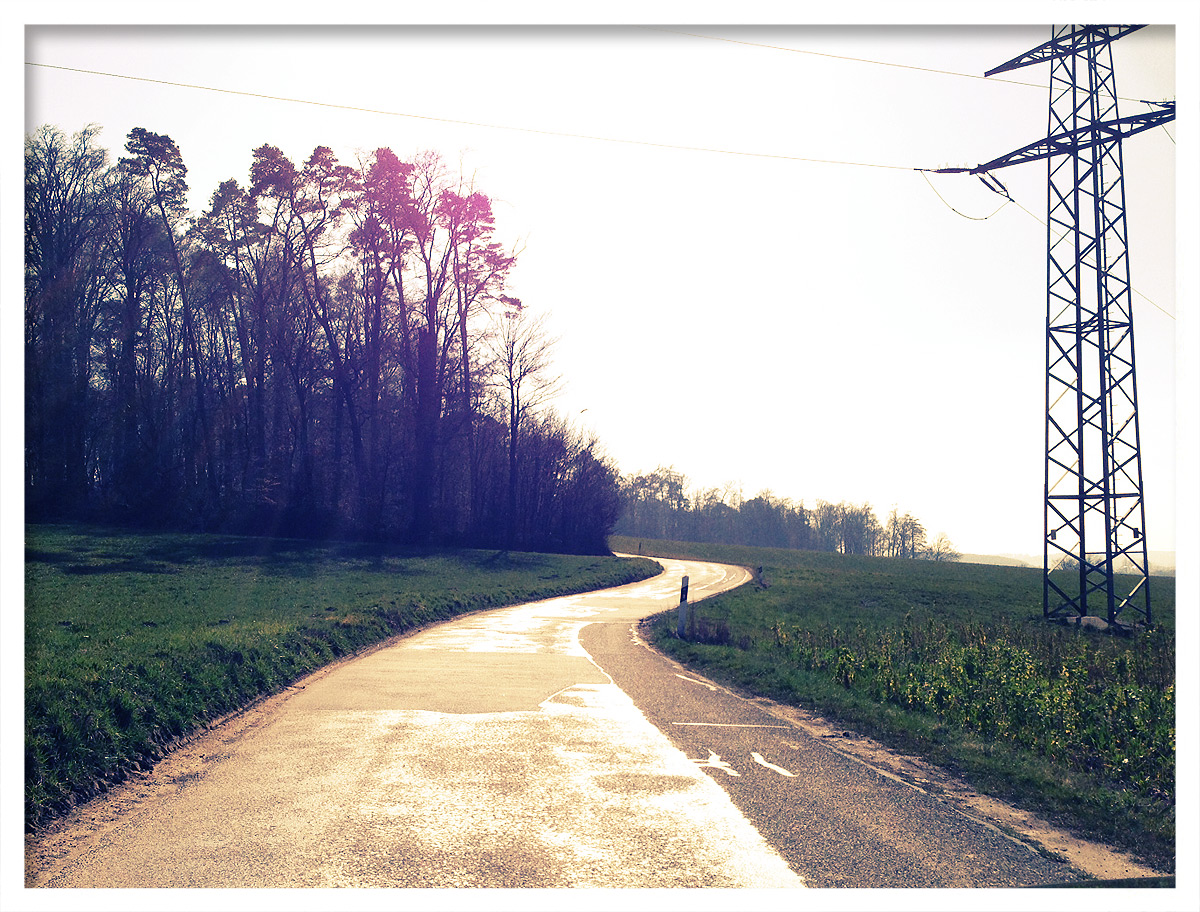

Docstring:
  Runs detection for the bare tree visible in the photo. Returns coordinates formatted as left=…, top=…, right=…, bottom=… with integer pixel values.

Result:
left=121, top=129, right=219, bottom=504
left=926, top=533, right=961, bottom=562
left=488, top=303, right=561, bottom=546
left=25, top=123, right=624, bottom=551
left=25, top=124, right=110, bottom=515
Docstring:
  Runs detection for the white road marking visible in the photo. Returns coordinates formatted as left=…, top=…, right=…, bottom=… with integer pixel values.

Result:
left=691, top=751, right=741, bottom=777
left=752, top=752, right=797, bottom=777
left=674, top=673, right=717, bottom=691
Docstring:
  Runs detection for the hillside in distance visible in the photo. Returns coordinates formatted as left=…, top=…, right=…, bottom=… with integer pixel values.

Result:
left=961, top=550, right=1176, bottom=575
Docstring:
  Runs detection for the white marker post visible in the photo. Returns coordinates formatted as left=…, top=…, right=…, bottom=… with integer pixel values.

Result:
left=677, top=575, right=690, bottom=638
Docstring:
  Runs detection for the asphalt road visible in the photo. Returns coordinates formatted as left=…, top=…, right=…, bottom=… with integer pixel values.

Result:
left=584, top=619, right=1081, bottom=887
left=25, top=556, right=1084, bottom=890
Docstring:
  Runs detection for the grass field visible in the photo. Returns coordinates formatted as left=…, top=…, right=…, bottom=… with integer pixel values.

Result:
left=24, top=524, right=660, bottom=831
left=611, top=535, right=1176, bottom=874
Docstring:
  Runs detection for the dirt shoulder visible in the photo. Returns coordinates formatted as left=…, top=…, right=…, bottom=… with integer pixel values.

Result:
left=748, top=694, right=1170, bottom=882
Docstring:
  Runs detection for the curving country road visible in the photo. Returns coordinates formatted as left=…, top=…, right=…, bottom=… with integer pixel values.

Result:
left=25, top=556, right=1085, bottom=889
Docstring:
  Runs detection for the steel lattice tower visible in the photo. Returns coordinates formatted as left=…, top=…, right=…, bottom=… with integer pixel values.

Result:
left=967, top=26, right=1174, bottom=627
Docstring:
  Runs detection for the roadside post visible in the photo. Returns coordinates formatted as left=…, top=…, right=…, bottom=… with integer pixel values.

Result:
left=677, top=575, right=690, bottom=638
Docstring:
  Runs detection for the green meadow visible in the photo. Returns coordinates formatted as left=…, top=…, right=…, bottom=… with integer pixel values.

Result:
left=24, top=524, right=659, bottom=830
left=612, top=536, right=1177, bottom=874
left=25, top=523, right=1176, bottom=873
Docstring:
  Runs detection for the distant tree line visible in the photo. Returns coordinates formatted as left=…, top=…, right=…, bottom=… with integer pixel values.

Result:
left=615, top=466, right=960, bottom=560
left=25, top=124, right=619, bottom=553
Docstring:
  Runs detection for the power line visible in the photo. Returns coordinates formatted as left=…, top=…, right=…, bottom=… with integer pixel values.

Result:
left=648, top=27, right=1046, bottom=89
left=1004, top=189, right=1176, bottom=322
left=27, top=58, right=1177, bottom=324
left=26, top=61, right=918, bottom=172
left=650, top=27, right=1168, bottom=107
left=918, top=170, right=1011, bottom=220
left=28, top=48, right=1172, bottom=172
left=915, top=169, right=1175, bottom=321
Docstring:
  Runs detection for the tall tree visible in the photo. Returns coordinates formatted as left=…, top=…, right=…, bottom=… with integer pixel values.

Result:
left=403, top=152, right=515, bottom=542
left=441, top=185, right=517, bottom=527
left=120, top=128, right=217, bottom=511
left=25, top=123, right=623, bottom=553
left=405, top=153, right=453, bottom=541
left=489, top=303, right=562, bottom=546
left=192, top=179, right=269, bottom=503
left=347, top=148, right=418, bottom=535
left=97, top=163, right=169, bottom=512
left=24, top=124, right=109, bottom=515
left=290, top=146, right=361, bottom=523
left=250, top=143, right=346, bottom=530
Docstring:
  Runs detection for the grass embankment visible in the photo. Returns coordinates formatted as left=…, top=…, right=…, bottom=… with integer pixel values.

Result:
left=25, top=524, right=660, bottom=831
left=611, top=535, right=1176, bottom=874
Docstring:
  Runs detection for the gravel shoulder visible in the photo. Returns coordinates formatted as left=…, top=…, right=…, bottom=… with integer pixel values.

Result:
left=735, top=685, right=1169, bottom=882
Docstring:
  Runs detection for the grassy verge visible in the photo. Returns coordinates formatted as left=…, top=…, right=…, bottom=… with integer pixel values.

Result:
left=25, top=524, right=660, bottom=831
left=611, top=535, right=1176, bottom=874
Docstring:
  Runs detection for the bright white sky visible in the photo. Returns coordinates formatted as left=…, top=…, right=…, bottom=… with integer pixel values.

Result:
left=5, top=4, right=1196, bottom=561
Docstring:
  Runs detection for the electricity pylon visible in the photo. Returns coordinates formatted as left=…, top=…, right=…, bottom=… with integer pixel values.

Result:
left=961, top=25, right=1173, bottom=627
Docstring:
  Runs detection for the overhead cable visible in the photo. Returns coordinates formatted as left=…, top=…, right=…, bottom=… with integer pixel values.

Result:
left=916, top=170, right=1175, bottom=320
left=27, top=58, right=1177, bottom=323
left=918, top=170, right=1011, bottom=220
left=1005, top=193, right=1176, bottom=321
left=652, top=27, right=1168, bottom=106
left=648, top=27, right=1046, bottom=90
left=26, top=61, right=917, bottom=172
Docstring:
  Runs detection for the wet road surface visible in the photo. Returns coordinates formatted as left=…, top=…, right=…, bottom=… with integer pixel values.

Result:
left=28, top=559, right=800, bottom=888
left=584, top=620, right=1082, bottom=887
left=26, top=556, right=1083, bottom=889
